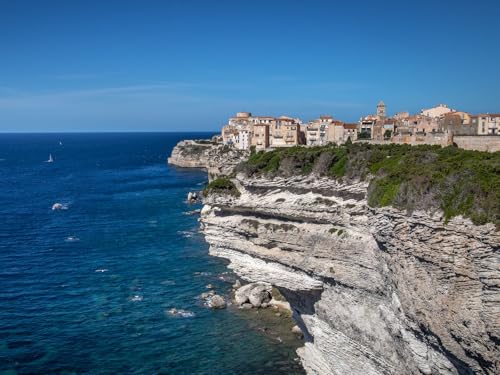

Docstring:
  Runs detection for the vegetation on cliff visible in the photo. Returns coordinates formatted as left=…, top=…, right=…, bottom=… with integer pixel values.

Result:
left=237, top=143, right=500, bottom=227
left=204, top=177, right=241, bottom=197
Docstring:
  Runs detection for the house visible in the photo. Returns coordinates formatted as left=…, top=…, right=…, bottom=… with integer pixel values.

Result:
left=441, top=113, right=476, bottom=135
left=222, top=125, right=239, bottom=144
left=421, top=104, right=453, bottom=118
left=272, top=122, right=300, bottom=147
left=306, top=122, right=321, bottom=146
left=343, top=123, right=358, bottom=141
left=415, top=117, right=440, bottom=134
left=474, top=114, right=500, bottom=135
left=237, top=129, right=250, bottom=150
left=359, top=115, right=377, bottom=138
left=251, top=124, right=270, bottom=150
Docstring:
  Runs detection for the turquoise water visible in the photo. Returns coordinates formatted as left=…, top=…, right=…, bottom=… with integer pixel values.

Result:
left=0, top=133, right=304, bottom=374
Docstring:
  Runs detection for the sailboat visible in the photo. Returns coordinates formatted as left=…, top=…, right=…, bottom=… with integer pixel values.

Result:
left=47, top=154, right=54, bottom=163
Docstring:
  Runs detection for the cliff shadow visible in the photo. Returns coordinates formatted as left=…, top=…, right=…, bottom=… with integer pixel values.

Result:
left=278, top=287, right=323, bottom=344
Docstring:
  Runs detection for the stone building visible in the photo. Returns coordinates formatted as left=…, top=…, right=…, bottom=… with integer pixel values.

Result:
left=251, top=124, right=270, bottom=150
left=377, top=100, right=386, bottom=120
left=441, top=113, right=476, bottom=136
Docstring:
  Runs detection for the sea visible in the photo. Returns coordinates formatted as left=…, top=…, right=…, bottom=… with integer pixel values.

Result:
left=0, top=133, right=304, bottom=375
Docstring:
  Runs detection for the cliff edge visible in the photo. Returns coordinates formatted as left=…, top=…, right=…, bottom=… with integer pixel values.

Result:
left=168, top=139, right=248, bottom=180
left=169, top=141, right=500, bottom=374
left=201, top=174, right=499, bottom=374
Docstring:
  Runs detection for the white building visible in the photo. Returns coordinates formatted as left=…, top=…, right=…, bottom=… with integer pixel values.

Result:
left=237, top=129, right=250, bottom=150
left=474, top=114, right=500, bottom=135
left=421, top=104, right=453, bottom=118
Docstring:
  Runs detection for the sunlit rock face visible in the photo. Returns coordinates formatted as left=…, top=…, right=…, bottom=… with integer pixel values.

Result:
left=168, top=140, right=248, bottom=180
left=200, top=174, right=499, bottom=375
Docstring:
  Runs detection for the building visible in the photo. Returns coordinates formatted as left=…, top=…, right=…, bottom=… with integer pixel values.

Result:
left=305, top=122, right=321, bottom=146
left=441, top=113, right=476, bottom=135
left=394, top=111, right=410, bottom=120
left=474, top=114, right=500, bottom=135
left=421, top=104, right=453, bottom=118
left=377, top=101, right=386, bottom=120
left=272, top=122, right=300, bottom=147
left=221, top=124, right=239, bottom=145
left=415, top=116, right=440, bottom=134
left=238, top=129, right=250, bottom=150
left=343, top=123, right=358, bottom=141
left=328, top=123, right=358, bottom=143
left=359, top=115, right=377, bottom=138
left=251, top=124, right=270, bottom=150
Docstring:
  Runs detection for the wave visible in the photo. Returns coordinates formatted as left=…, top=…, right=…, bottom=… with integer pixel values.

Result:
left=177, top=230, right=197, bottom=238
left=129, top=295, right=143, bottom=302
left=51, top=202, right=70, bottom=211
left=166, top=308, right=195, bottom=318
left=65, top=236, right=80, bottom=242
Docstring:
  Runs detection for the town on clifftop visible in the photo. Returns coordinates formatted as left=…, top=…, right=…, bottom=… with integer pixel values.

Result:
left=218, top=102, right=500, bottom=152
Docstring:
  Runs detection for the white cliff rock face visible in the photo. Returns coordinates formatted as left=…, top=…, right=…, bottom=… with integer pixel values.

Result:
left=200, top=174, right=499, bottom=375
left=168, top=140, right=248, bottom=180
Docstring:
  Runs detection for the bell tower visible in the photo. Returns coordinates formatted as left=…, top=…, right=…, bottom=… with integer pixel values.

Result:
left=377, top=100, right=386, bottom=120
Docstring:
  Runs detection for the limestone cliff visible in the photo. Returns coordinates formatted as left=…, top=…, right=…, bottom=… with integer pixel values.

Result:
left=168, top=140, right=248, bottom=180
left=200, top=175, right=499, bottom=375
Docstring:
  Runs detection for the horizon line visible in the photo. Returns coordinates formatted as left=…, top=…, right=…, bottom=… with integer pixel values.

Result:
left=0, top=130, right=219, bottom=134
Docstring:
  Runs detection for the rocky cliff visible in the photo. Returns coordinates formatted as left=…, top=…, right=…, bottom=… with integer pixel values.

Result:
left=200, top=174, right=499, bottom=375
left=168, top=140, right=248, bottom=180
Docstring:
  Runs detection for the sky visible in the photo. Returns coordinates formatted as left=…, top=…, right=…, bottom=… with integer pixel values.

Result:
left=0, top=0, right=499, bottom=132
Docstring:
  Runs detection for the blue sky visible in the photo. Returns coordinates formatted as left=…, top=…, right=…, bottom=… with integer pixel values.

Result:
left=1, top=0, right=499, bottom=132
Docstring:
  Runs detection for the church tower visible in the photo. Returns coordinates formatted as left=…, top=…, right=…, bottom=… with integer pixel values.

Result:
left=377, top=100, right=386, bottom=120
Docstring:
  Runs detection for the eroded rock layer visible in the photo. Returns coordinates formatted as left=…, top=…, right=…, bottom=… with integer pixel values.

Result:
left=200, top=175, right=499, bottom=375
left=168, top=140, right=248, bottom=180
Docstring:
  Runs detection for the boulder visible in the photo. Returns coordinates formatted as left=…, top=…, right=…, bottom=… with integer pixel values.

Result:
left=209, top=295, right=226, bottom=309
left=291, top=325, right=302, bottom=334
left=234, top=282, right=272, bottom=307
left=248, top=283, right=272, bottom=307
left=234, top=283, right=254, bottom=305
left=200, top=292, right=210, bottom=299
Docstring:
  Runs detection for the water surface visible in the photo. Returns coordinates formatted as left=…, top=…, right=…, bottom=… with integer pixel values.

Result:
left=0, top=133, right=304, bottom=374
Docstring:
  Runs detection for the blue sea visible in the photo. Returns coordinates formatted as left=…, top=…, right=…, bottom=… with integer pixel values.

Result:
left=0, top=133, right=304, bottom=374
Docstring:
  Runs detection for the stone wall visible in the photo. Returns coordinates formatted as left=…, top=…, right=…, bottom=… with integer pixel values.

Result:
left=453, top=136, right=500, bottom=152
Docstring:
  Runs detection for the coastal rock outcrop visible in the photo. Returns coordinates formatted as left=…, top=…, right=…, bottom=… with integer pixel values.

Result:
left=168, top=140, right=248, bottom=180
left=200, top=174, right=499, bottom=375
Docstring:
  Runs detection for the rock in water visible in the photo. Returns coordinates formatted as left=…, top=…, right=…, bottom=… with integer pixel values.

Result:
left=209, top=295, right=226, bottom=309
left=248, top=284, right=272, bottom=307
left=234, top=282, right=272, bottom=307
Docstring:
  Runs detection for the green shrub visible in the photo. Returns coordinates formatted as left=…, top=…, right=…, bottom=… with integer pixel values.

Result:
left=237, top=143, right=499, bottom=228
left=204, top=177, right=240, bottom=197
